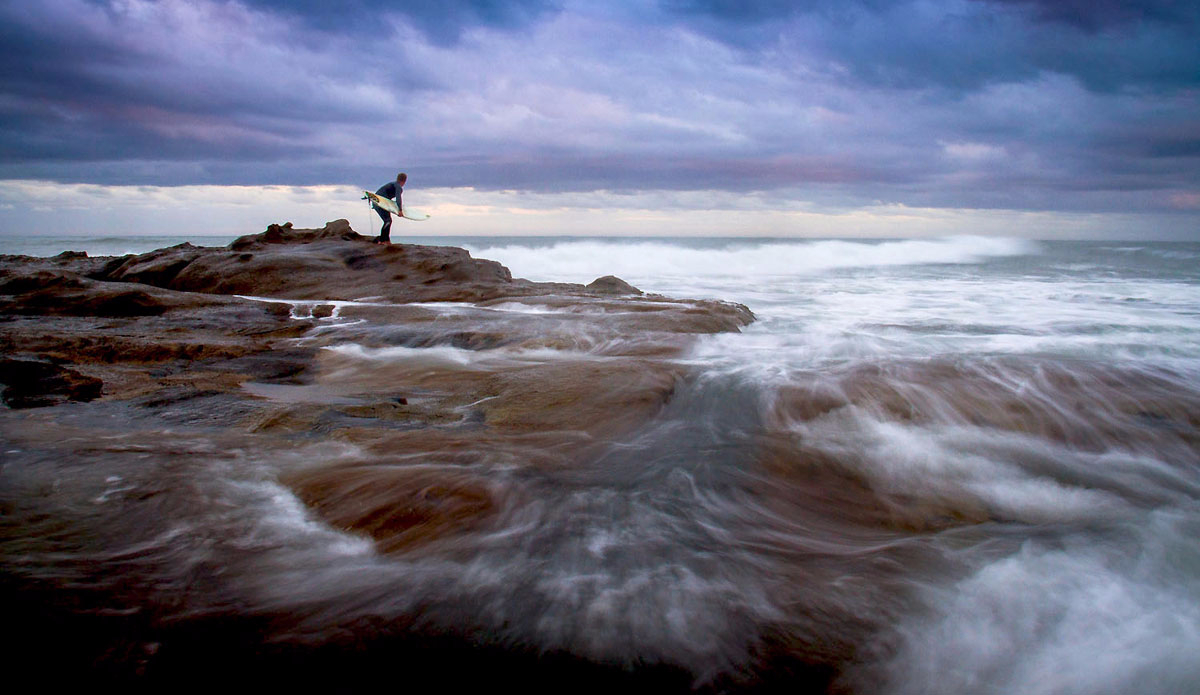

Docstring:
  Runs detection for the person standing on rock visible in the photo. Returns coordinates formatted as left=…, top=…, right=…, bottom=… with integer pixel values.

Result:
left=372, top=172, right=406, bottom=245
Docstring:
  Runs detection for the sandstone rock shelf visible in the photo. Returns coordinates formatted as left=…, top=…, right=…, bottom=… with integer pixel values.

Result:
left=1, top=220, right=754, bottom=548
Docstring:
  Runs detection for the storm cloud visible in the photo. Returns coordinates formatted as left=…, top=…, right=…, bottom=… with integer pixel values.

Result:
left=0, top=0, right=1197, bottom=222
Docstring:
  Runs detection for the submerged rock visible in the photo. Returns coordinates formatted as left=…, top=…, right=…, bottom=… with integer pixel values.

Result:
left=285, top=465, right=502, bottom=554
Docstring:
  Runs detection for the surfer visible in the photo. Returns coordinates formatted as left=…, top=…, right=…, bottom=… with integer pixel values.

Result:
left=372, top=172, right=406, bottom=244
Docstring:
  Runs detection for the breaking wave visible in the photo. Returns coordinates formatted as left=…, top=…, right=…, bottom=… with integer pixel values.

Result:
left=466, top=236, right=1038, bottom=284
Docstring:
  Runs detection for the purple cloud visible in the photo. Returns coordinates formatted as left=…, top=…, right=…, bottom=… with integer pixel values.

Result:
left=0, top=0, right=1196, bottom=220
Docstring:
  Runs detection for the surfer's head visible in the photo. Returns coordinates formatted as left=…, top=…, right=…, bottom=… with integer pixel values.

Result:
left=397, top=172, right=407, bottom=184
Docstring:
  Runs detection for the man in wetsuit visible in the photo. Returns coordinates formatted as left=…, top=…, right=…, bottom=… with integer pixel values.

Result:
left=373, top=172, right=406, bottom=244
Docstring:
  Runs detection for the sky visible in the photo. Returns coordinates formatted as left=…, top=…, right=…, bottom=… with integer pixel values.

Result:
left=0, top=0, right=1197, bottom=239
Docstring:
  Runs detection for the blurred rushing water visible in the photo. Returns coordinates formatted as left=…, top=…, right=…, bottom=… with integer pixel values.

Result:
left=3, top=236, right=1200, bottom=693
left=467, top=236, right=1200, bottom=693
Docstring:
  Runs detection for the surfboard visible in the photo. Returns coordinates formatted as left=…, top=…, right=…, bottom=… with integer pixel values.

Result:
left=362, top=190, right=430, bottom=221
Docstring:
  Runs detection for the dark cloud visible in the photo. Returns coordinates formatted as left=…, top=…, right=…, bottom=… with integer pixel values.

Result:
left=236, top=0, right=561, bottom=42
left=670, top=0, right=1200, bottom=32
left=0, top=2, right=427, bottom=119
left=0, top=0, right=1196, bottom=220
left=663, top=0, right=808, bottom=23
left=664, top=0, right=906, bottom=23
left=977, top=0, right=1200, bottom=31
left=662, top=0, right=1200, bottom=93
left=0, top=0, right=416, bottom=172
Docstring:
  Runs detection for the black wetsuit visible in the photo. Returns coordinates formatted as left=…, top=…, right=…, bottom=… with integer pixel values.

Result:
left=373, top=181, right=403, bottom=242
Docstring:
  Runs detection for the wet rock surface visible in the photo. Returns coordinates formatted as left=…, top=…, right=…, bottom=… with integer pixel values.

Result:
left=0, top=220, right=751, bottom=409
left=0, top=221, right=777, bottom=691
left=9, top=230, right=1200, bottom=694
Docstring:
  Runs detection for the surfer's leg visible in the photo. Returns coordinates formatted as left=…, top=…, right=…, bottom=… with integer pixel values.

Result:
left=374, top=206, right=392, bottom=243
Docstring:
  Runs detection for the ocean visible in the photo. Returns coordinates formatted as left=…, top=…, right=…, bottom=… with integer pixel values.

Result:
left=3, top=234, right=1200, bottom=692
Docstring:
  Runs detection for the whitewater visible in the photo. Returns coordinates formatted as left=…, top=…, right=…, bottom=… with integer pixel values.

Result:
left=461, top=235, right=1200, bottom=693
left=3, top=234, right=1199, bottom=693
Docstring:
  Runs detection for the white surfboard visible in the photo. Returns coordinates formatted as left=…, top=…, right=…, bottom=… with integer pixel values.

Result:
left=362, top=190, right=430, bottom=221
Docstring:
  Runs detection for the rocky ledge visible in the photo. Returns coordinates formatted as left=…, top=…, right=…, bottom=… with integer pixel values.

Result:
left=1, top=220, right=753, bottom=554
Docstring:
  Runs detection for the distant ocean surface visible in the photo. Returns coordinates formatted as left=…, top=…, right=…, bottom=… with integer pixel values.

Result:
left=5, top=233, right=1200, bottom=692
left=0, top=234, right=244, bottom=258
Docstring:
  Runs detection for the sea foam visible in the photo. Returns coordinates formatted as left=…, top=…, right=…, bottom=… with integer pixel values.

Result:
left=466, top=236, right=1038, bottom=285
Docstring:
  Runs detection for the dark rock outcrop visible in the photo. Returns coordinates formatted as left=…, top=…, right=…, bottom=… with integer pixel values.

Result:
left=6, top=221, right=664, bottom=308
left=0, top=269, right=219, bottom=317
left=0, top=220, right=754, bottom=549
left=586, top=275, right=643, bottom=295
left=86, top=220, right=518, bottom=302
left=0, top=359, right=102, bottom=408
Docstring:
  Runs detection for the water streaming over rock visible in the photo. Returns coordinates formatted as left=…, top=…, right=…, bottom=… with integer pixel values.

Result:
left=3, top=235, right=1198, bottom=693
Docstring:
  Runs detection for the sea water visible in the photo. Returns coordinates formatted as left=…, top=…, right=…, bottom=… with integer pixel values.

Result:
left=460, top=236, right=1200, bottom=692
left=3, top=234, right=1199, bottom=692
